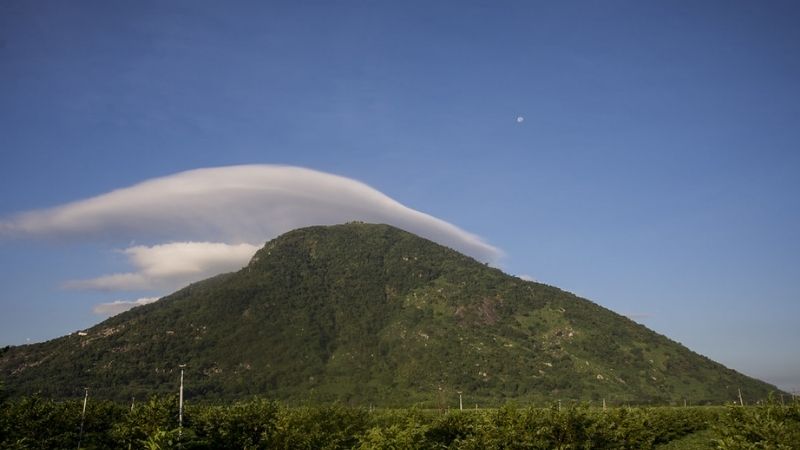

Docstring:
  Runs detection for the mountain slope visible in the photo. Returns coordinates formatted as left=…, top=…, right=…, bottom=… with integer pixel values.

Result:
left=0, top=223, right=780, bottom=405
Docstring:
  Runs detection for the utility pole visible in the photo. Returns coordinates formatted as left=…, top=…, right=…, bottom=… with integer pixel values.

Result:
left=602, top=398, right=606, bottom=411
left=437, top=385, right=444, bottom=413
left=179, top=364, right=186, bottom=441
left=77, top=387, right=88, bottom=450
left=738, top=388, right=744, bottom=406
left=458, top=391, right=463, bottom=411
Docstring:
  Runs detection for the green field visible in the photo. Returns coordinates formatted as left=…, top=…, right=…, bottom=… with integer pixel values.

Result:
left=2, top=394, right=798, bottom=449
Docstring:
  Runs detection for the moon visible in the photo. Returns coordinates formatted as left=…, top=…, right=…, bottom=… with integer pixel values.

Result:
left=516, top=116, right=524, bottom=123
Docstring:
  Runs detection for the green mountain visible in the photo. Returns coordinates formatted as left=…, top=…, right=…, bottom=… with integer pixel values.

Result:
left=0, top=223, right=780, bottom=406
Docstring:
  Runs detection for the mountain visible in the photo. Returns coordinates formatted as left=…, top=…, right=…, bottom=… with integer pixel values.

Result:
left=0, top=223, right=780, bottom=406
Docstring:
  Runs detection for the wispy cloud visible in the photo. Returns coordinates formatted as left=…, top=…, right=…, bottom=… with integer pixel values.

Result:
left=92, top=297, right=160, bottom=316
left=0, top=165, right=501, bottom=263
left=65, top=241, right=259, bottom=291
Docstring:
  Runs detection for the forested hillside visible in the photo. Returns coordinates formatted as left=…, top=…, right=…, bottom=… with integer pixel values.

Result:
left=0, top=223, right=780, bottom=405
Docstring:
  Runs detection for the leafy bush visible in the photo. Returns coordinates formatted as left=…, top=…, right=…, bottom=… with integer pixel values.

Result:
left=270, top=403, right=369, bottom=449
left=110, top=394, right=181, bottom=448
left=189, top=397, right=279, bottom=449
left=712, top=395, right=800, bottom=449
left=3, top=394, right=792, bottom=449
left=0, top=394, right=124, bottom=449
left=357, top=408, right=431, bottom=449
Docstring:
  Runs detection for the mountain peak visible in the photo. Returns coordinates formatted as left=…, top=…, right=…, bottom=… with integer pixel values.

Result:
left=0, top=224, right=781, bottom=405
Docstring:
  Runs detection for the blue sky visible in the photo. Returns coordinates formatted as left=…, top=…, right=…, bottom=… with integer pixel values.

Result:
left=1, top=1, right=799, bottom=393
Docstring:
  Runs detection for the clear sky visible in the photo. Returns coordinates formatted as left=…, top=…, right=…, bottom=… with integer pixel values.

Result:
left=1, top=1, right=798, bottom=393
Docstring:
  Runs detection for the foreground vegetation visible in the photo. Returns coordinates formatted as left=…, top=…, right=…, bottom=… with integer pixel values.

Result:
left=1, top=394, right=798, bottom=449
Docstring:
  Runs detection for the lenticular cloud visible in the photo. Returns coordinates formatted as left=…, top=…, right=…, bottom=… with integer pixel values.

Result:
left=65, top=241, right=261, bottom=291
left=0, top=165, right=501, bottom=262
left=92, top=297, right=159, bottom=316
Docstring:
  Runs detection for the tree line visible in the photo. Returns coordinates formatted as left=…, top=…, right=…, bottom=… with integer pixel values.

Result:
left=2, top=392, right=798, bottom=449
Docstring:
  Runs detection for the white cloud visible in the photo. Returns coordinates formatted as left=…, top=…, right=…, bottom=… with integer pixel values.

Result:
left=69, top=273, right=151, bottom=291
left=518, top=274, right=536, bottom=282
left=66, top=241, right=259, bottom=291
left=92, top=297, right=159, bottom=316
left=0, top=165, right=501, bottom=263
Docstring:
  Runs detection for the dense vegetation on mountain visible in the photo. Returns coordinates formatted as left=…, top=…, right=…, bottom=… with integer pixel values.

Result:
left=0, top=223, right=781, bottom=405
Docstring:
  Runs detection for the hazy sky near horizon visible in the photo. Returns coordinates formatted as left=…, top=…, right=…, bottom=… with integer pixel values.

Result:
left=1, top=1, right=799, bottom=393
